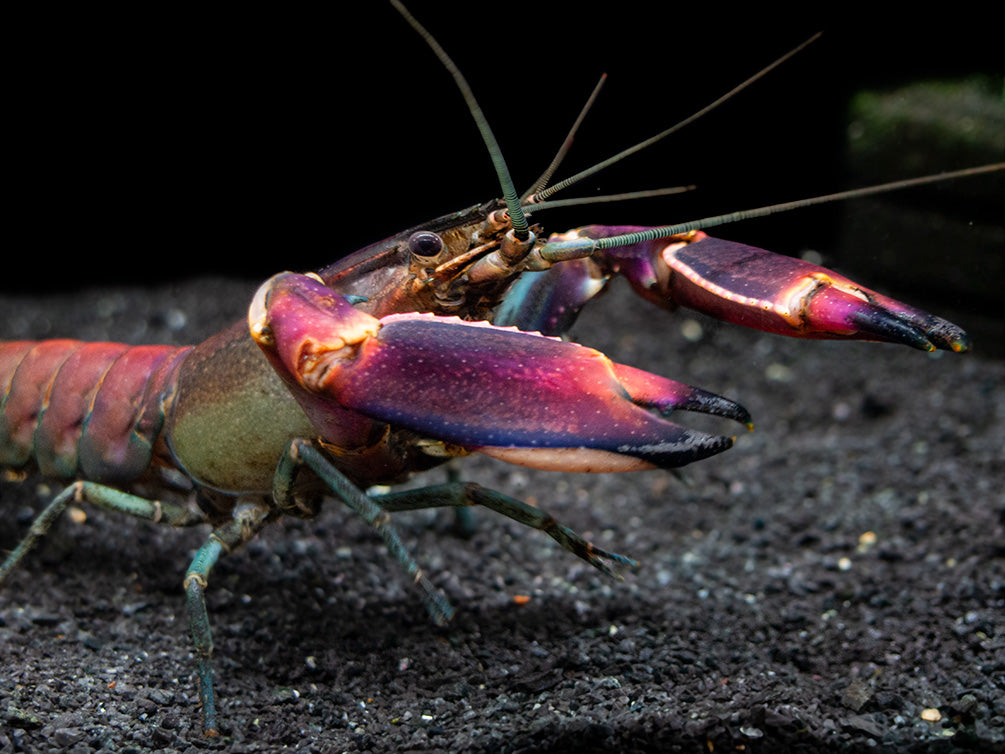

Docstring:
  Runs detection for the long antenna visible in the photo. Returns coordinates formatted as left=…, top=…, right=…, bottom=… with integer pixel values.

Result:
left=522, top=74, right=608, bottom=201
left=539, top=164, right=1005, bottom=261
left=390, top=1, right=531, bottom=240
left=529, top=33, right=822, bottom=205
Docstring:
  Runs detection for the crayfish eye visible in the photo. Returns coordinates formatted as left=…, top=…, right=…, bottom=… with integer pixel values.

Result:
left=408, top=231, right=444, bottom=260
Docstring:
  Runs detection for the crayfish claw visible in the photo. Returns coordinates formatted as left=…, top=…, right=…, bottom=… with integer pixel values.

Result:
left=652, top=234, right=973, bottom=352
left=252, top=272, right=750, bottom=475
left=551, top=230, right=971, bottom=355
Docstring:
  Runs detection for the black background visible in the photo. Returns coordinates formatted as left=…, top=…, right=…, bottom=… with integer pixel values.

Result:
left=8, top=4, right=1002, bottom=290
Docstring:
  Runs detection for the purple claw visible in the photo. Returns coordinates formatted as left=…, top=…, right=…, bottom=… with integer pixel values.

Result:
left=250, top=273, right=750, bottom=473
left=519, top=226, right=970, bottom=354
left=661, top=234, right=971, bottom=353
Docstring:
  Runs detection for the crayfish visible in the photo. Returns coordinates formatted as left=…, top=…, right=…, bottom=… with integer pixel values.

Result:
left=2, top=2, right=1001, bottom=740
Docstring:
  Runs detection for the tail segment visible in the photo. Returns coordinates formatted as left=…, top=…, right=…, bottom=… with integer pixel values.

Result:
left=0, top=340, right=191, bottom=482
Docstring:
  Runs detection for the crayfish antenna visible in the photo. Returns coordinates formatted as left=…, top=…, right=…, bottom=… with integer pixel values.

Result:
left=538, top=164, right=1005, bottom=263
left=391, top=0, right=531, bottom=242
left=530, top=34, right=822, bottom=204
left=522, top=73, right=607, bottom=201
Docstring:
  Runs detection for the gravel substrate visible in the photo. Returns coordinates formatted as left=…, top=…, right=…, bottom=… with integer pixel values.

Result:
left=2, top=276, right=1002, bottom=753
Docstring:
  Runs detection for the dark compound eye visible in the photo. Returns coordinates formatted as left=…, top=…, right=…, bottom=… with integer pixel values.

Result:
left=408, top=231, right=444, bottom=259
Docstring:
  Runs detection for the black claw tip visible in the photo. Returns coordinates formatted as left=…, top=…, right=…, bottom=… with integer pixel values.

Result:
left=623, top=430, right=735, bottom=470
left=850, top=306, right=971, bottom=354
left=675, top=388, right=753, bottom=428
left=850, top=308, right=933, bottom=351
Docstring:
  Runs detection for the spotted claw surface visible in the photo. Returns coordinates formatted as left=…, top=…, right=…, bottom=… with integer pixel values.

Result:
left=251, top=272, right=751, bottom=473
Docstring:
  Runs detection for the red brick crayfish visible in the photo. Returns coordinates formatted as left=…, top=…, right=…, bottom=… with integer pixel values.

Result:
left=1, top=2, right=1000, bottom=737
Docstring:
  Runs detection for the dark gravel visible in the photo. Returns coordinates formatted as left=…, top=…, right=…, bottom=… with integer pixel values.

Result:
left=2, top=273, right=1003, bottom=753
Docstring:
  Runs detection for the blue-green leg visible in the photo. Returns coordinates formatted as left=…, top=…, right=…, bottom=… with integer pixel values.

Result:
left=183, top=505, right=269, bottom=737
left=185, top=536, right=224, bottom=737
left=274, top=439, right=454, bottom=625
left=0, top=479, right=203, bottom=587
left=376, top=482, right=637, bottom=579
left=445, top=463, right=476, bottom=538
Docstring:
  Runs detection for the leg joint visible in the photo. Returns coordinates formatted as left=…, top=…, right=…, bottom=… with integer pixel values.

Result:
left=183, top=572, right=209, bottom=592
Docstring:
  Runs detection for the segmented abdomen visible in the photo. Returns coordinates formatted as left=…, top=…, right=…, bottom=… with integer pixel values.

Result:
left=0, top=340, right=192, bottom=483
